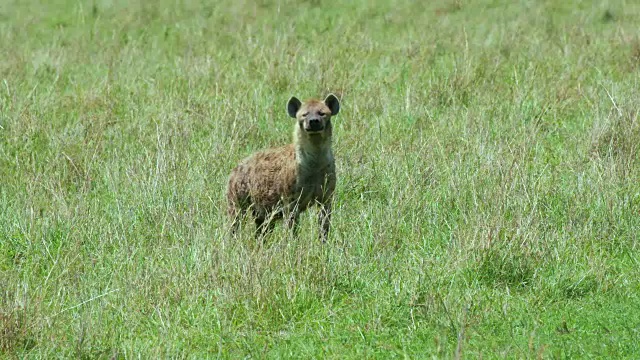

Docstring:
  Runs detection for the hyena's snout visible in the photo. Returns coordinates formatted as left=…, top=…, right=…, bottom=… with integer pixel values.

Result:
left=305, top=118, right=325, bottom=132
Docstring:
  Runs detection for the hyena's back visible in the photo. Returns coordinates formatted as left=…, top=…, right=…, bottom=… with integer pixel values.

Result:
left=227, top=144, right=297, bottom=219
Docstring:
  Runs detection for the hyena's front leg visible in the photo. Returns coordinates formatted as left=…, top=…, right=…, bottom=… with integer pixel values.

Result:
left=285, top=211, right=300, bottom=237
left=318, top=201, right=332, bottom=242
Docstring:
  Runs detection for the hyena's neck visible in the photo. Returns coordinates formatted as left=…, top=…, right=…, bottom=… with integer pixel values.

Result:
left=294, top=128, right=333, bottom=171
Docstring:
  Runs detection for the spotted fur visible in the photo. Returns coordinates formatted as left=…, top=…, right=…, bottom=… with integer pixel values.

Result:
left=227, top=94, right=340, bottom=241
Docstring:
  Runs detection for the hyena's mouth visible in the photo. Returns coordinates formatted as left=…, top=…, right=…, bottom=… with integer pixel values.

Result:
left=304, top=128, right=324, bottom=134
left=304, top=123, right=325, bottom=133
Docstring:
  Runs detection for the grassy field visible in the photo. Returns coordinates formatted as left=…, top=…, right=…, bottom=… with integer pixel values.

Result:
left=1, top=0, right=640, bottom=357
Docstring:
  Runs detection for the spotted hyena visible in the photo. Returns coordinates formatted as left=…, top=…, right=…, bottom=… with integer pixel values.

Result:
left=226, top=94, right=340, bottom=241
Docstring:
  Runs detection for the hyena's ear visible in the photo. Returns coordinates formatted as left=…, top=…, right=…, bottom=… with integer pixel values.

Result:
left=324, top=94, right=340, bottom=116
left=287, top=96, right=302, bottom=118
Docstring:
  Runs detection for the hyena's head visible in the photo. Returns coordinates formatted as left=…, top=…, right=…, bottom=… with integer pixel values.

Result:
left=287, top=94, right=340, bottom=140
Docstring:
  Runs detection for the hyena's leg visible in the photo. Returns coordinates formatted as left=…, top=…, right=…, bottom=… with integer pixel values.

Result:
left=283, top=200, right=301, bottom=237
left=228, top=204, right=245, bottom=238
left=318, top=201, right=332, bottom=242
left=285, top=211, right=300, bottom=237
left=255, top=215, right=275, bottom=240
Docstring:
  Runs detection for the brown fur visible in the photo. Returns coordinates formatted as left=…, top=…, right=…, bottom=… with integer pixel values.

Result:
left=226, top=94, right=340, bottom=241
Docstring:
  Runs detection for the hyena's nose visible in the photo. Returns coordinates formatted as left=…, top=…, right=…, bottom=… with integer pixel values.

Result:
left=307, top=119, right=323, bottom=131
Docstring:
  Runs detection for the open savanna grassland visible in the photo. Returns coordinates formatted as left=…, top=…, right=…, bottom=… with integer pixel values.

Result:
left=1, top=0, right=640, bottom=357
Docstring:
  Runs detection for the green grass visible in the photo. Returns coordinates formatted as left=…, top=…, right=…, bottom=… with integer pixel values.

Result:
left=1, top=0, right=640, bottom=357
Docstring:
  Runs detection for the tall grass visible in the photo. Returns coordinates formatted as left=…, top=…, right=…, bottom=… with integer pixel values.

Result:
left=1, top=0, right=639, bottom=357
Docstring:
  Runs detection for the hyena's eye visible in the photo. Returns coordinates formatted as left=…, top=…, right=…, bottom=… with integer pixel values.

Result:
left=318, top=111, right=326, bottom=116
left=302, top=112, right=309, bottom=117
